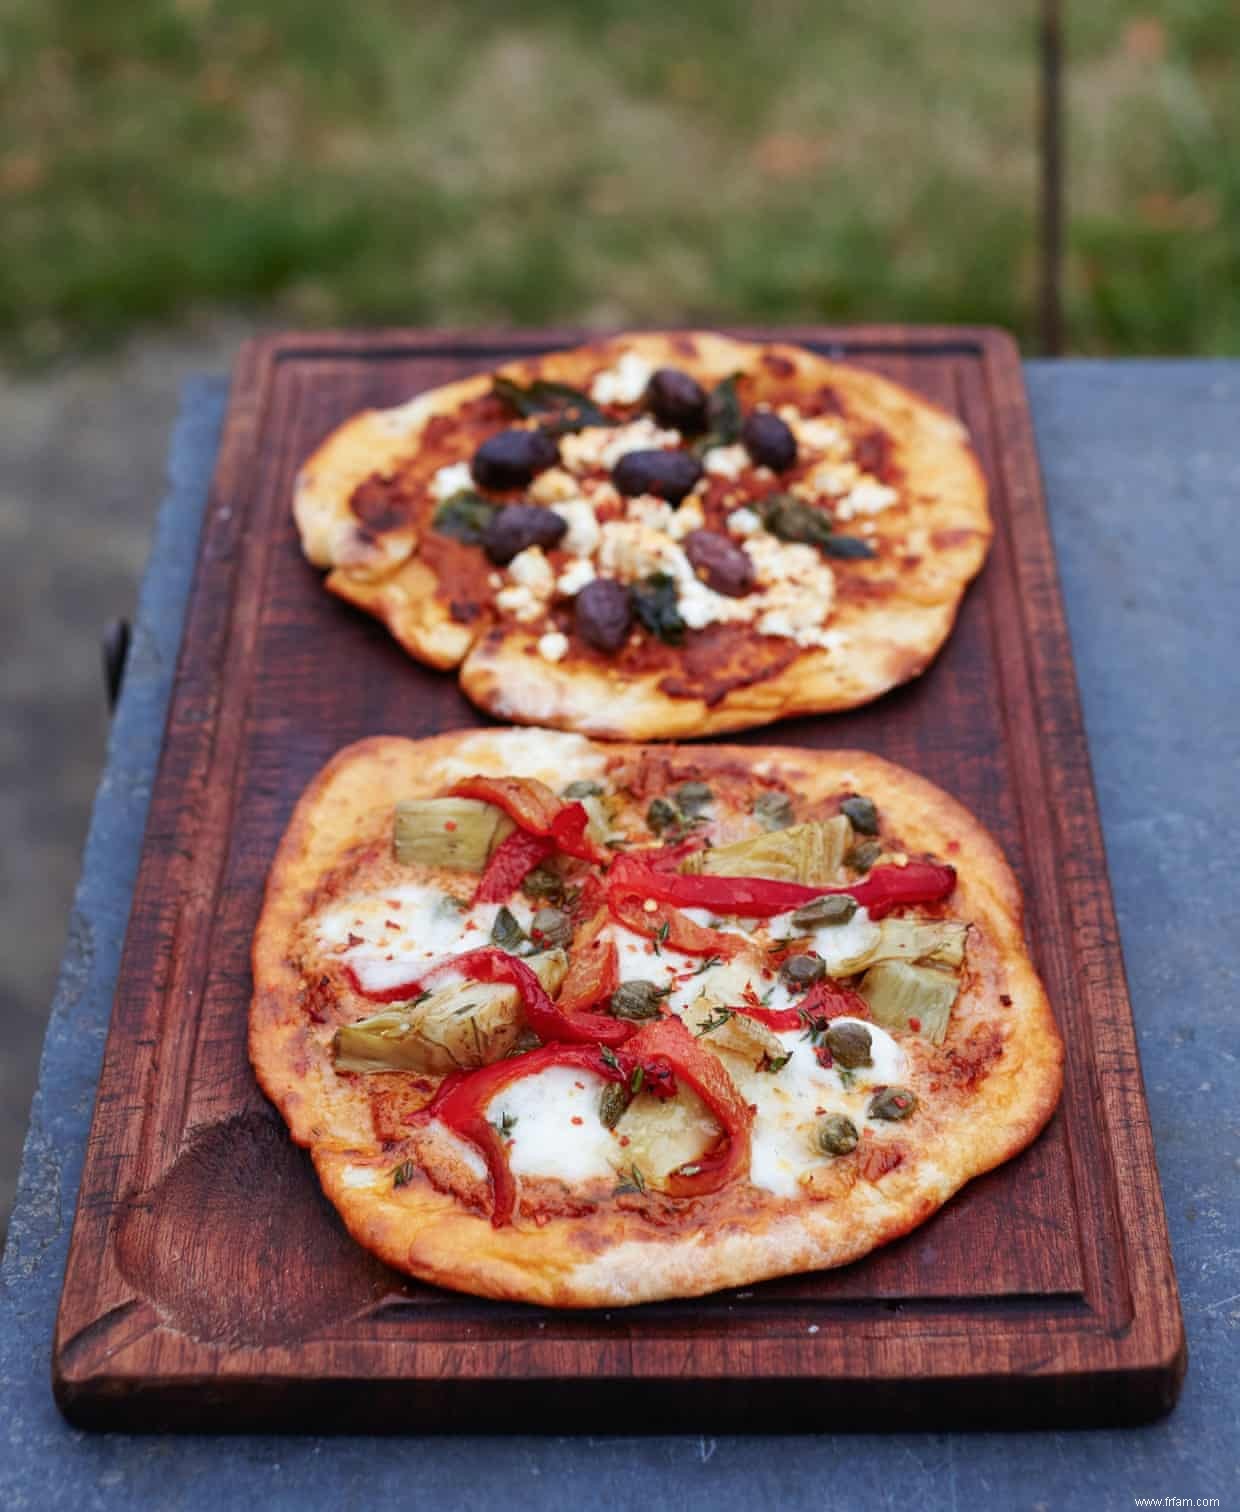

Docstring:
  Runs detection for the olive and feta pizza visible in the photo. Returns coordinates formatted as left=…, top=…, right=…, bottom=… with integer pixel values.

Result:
left=294, top=332, right=990, bottom=739
left=251, top=729, right=1062, bottom=1307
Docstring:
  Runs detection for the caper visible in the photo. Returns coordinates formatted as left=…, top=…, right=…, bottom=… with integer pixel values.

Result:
left=825, top=1021, right=873, bottom=1069
left=599, top=1082, right=630, bottom=1129
left=562, top=779, right=604, bottom=800
left=530, top=907, right=572, bottom=950
left=752, top=790, right=795, bottom=831
left=779, top=953, right=826, bottom=990
left=790, top=894, right=858, bottom=930
left=840, top=794, right=879, bottom=835
left=521, top=864, right=564, bottom=902
left=609, top=981, right=665, bottom=1020
left=674, top=780, right=714, bottom=816
left=646, top=796, right=679, bottom=834
left=869, top=1086, right=918, bottom=1122
left=814, top=1113, right=859, bottom=1157
left=846, top=840, right=882, bottom=874
left=490, top=905, right=529, bottom=954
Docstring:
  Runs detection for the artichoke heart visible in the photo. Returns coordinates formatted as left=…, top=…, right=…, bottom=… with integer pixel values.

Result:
left=334, top=949, right=566, bottom=1073
left=691, top=1000, right=786, bottom=1068
left=869, top=917, right=969, bottom=969
left=681, top=816, right=852, bottom=885
left=859, top=959, right=959, bottom=1045
left=613, top=1083, right=721, bottom=1187
left=393, top=798, right=514, bottom=870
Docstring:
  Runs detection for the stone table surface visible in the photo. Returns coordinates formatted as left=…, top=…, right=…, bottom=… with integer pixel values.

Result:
left=2, top=362, right=1236, bottom=1510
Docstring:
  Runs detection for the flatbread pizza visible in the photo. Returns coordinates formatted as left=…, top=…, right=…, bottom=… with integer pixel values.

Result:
left=294, top=332, right=990, bottom=738
left=250, top=728, right=1061, bottom=1307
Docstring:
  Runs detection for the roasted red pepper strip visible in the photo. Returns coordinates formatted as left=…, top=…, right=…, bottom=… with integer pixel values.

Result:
left=473, top=827, right=553, bottom=904
left=434, top=947, right=633, bottom=1047
left=607, top=854, right=956, bottom=922
left=608, top=887, right=744, bottom=959
left=448, top=775, right=606, bottom=863
left=425, top=1043, right=632, bottom=1226
left=622, top=1016, right=753, bottom=1197
left=742, top=979, right=871, bottom=1033
left=556, top=908, right=619, bottom=1016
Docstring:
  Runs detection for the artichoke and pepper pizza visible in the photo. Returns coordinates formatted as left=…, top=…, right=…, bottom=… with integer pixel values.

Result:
left=250, top=730, right=1062, bottom=1307
left=293, top=332, right=990, bottom=738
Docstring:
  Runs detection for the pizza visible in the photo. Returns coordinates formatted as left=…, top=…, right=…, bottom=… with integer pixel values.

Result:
left=294, top=332, right=990, bottom=739
left=250, top=728, right=1062, bottom=1307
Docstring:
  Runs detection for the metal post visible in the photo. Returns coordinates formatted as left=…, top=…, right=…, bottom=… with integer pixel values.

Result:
left=1038, top=0, right=1064, bottom=354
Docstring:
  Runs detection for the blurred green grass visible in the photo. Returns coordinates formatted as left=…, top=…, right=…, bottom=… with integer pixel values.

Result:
left=1, top=0, right=1236, bottom=360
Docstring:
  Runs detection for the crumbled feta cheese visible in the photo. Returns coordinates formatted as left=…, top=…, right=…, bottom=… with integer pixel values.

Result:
left=550, top=498, right=600, bottom=558
left=537, top=631, right=569, bottom=663
left=677, top=576, right=754, bottom=630
left=557, top=559, right=596, bottom=596
left=726, top=506, right=762, bottom=536
left=597, top=519, right=686, bottom=583
left=744, top=536, right=837, bottom=645
left=796, top=459, right=859, bottom=498
left=589, top=352, right=654, bottom=406
left=495, top=585, right=543, bottom=623
left=430, top=460, right=473, bottom=501
left=834, top=478, right=900, bottom=520
left=506, top=546, right=555, bottom=598
left=666, top=494, right=705, bottom=541
left=786, top=412, right=847, bottom=454
left=529, top=467, right=581, bottom=505
left=626, top=495, right=677, bottom=534
left=559, top=418, right=680, bottom=474
left=703, top=443, right=749, bottom=479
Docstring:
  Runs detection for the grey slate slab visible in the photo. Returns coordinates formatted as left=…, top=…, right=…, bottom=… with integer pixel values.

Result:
left=1, top=362, right=1236, bottom=1511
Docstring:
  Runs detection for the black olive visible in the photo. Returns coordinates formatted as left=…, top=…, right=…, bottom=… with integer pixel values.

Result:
left=471, top=427, right=560, bottom=490
left=683, top=529, right=756, bottom=597
left=742, top=411, right=798, bottom=472
left=646, top=368, right=709, bottom=432
left=482, top=503, right=567, bottom=566
left=574, top=577, right=632, bottom=653
left=612, top=448, right=703, bottom=504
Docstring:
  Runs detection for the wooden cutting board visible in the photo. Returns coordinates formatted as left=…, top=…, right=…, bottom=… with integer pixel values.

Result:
left=53, top=327, right=1185, bottom=1431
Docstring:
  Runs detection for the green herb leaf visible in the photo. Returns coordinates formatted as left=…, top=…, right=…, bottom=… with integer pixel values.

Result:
left=822, top=534, right=877, bottom=560
left=692, top=955, right=723, bottom=976
left=695, top=1007, right=735, bottom=1036
left=600, top=1046, right=621, bottom=1072
left=492, top=376, right=614, bottom=435
left=432, top=489, right=495, bottom=545
left=392, top=1160, right=416, bottom=1189
left=630, top=1065, right=645, bottom=1096
left=763, top=1052, right=793, bottom=1073
left=491, top=1110, right=518, bottom=1138
left=630, top=573, right=686, bottom=645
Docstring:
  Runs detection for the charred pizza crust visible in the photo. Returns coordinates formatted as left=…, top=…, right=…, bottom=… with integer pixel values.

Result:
left=250, top=729, right=1061, bottom=1307
left=294, top=332, right=990, bottom=738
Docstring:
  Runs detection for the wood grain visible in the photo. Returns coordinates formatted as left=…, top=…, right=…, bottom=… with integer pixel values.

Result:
left=52, top=327, right=1185, bottom=1431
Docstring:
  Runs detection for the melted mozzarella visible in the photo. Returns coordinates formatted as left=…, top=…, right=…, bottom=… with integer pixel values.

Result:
left=489, top=1066, right=617, bottom=1183
left=769, top=904, right=881, bottom=973
left=744, top=1020, right=905, bottom=1196
left=316, top=883, right=533, bottom=995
